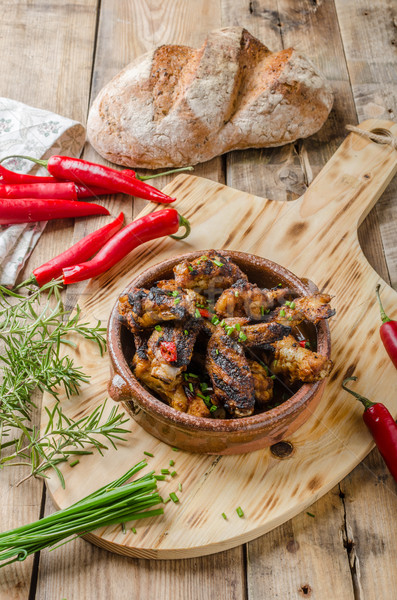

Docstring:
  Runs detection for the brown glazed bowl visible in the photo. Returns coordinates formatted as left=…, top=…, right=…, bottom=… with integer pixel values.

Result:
left=107, top=250, right=331, bottom=454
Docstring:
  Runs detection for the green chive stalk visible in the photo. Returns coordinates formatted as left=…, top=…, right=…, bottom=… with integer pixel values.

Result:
left=0, top=461, right=163, bottom=568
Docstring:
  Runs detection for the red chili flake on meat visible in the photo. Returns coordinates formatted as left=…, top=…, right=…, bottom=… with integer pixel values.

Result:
left=160, top=341, right=177, bottom=362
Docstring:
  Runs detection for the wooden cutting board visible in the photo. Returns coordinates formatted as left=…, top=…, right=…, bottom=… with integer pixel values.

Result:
left=42, top=119, right=397, bottom=559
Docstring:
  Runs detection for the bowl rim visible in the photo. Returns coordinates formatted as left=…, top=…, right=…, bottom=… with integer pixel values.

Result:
left=107, top=249, right=331, bottom=433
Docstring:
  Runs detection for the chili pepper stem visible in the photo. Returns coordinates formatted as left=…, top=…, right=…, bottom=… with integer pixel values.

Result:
left=137, top=166, right=194, bottom=181
left=170, top=214, right=191, bottom=240
left=0, top=155, right=48, bottom=168
left=376, top=284, right=391, bottom=323
left=342, top=377, right=375, bottom=409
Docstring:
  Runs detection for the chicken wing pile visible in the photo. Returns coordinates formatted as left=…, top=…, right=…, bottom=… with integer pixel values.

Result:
left=119, top=251, right=335, bottom=419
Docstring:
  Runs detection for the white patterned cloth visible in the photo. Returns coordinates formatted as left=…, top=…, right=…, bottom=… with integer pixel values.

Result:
left=0, top=98, right=85, bottom=286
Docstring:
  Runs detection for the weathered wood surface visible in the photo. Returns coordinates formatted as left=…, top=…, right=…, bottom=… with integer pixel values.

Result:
left=0, top=0, right=396, bottom=598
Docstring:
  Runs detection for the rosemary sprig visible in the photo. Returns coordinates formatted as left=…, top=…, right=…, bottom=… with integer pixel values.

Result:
left=0, top=280, right=128, bottom=487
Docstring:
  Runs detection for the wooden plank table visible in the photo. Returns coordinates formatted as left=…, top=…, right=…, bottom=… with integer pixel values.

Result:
left=1, top=1, right=396, bottom=598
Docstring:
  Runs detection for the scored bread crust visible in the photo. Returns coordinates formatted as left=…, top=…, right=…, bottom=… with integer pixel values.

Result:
left=87, top=27, right=333, bottom=169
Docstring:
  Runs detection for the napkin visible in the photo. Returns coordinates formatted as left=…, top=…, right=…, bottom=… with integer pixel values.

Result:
left=0, top=97, right=85, bottom=286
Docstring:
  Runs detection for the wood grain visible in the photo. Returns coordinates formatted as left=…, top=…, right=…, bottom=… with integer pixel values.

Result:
left=40, top=121, right=397, bottom=560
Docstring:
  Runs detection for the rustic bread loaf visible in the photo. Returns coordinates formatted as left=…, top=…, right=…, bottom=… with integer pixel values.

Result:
left=87, top=27, right=333, bottom=169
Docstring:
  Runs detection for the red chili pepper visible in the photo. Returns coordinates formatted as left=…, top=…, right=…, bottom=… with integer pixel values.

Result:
left=299, top=340, right=306, bottom=348
left=0, top=198, right=109, bottom=225
left=160, top=341, right=178, bottom=362
left=17, top=212, right=124, bottom=287
left=74, top=184, right=114, bottom=198
left=198, top=308, right=211, bottom=318
left=62, top=209, right=190, bottom=284
left=0, top=164, right=63, bottom=184
left=376, top=284, right=397, bottom=368
left=0, top=155, right=175, bottom=204
left=0, top=182, right=77, bottom=200
left=342, top=377, right=397, bottom=482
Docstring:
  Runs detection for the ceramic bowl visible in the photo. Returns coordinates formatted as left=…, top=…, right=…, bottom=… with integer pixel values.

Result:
left=107, top=250, right=331, bottom=454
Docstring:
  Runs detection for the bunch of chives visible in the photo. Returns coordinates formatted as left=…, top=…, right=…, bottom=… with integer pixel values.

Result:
left=0, top=460, right=163, bottom=568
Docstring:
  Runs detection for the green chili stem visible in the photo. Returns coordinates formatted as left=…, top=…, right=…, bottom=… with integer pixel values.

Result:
left=375, top=284, right=391, bottom=323
left=342, top=377, right=375, bottom=409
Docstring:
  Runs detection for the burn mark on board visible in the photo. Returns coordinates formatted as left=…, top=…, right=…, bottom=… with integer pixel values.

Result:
left=287, top=221, right=309, bottom=239
left=307, top=475, right=322, bottom=491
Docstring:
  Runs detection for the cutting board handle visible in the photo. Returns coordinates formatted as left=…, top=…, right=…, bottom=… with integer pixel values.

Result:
left=296, top=119, right=397, bottom=231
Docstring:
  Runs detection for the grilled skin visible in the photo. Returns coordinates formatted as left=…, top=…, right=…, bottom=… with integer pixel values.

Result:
left=119, top=286, right=198, bottom=332
left=239, top=321, right=291, bottom=347
left=174, top=250, right=247, bottom=292
left=273, top=293, right=335, bottom=327
left=215, top=280, right=291, bottom=319
left=248, top=359, right=274, bottom=409
left=270, top=335, right=333, bottom=384
left=206, top=329, right=255, bottom=417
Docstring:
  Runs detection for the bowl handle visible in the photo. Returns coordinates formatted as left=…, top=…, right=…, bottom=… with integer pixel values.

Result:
left=108, top=373, right=132, bottom=402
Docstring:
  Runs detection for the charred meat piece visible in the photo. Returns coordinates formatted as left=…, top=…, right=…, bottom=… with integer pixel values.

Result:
left=274, top=293, right=335, bottom=327
left=206, top=330, right=255, bottom=417
left=119, top=286, right=197, bottom=332
left=215, top=279, right=291, bottom=319
left=247, top=360, right=274, bottom=410
left=173, top=250, right=248, bottom=291
left=239, top=321, right=291, bottom=347
left=270, top=335, right=333, bottom=384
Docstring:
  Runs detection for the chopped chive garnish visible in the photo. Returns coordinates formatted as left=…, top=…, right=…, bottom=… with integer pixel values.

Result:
left=219, top=319, right=225, bottom=327
left=132, top=527, right=137, bottom=534
left=144, top=451, right=154, bottom=457
left=155, top=475, right=166, bottom=481
left=260, top=306, right=265, bottom=316
left=288, top=316, right=293, bottom=321
left=278, top=283, right=283, bottom=287
left=221, top=512, right=227, bottom=520
left=155, top=325, right=162, bottom=332
left=178, top=483, right=182, bottom=492
left=174, top=298, right=180, bottom=305
left=188, top=382, right=194, bottom=393
left=69, top=459, right=79, bottom=468
left=270, top=374, right=276, bottom=379
left=169, top=459, right=175, bottom=467
left=200, top=382, right=208, bottom=391
left=306, top=512, right=315, bottom=518
left=195, top=308, right=201, bottom=318
left=171, top=290, right=179, bottom=297
left=239, top=332, right=247, bottom=341
left=184, top=330, right=189, bottom=335
left=161, top=469, right=170, bottom=475
left=215, top=349, right=219, bottom=356
left=235, top=323, right=241, bottom=331
left=236, top=507, right=244, bottom=518
left=234, top=290, right=239, bottom=297
left=189, top=373, right=199, bottom=378
left=170, top=492, right=179, bottom=503
left=188, top=265, right=194, bottom=272
left=210, top=405, right=217, bottom=413
left=164, top=497, right=171, bottom=504
left=170, top=470, right=177, bottom=477
left=305, top=341, right=311, bottom=349
left=197, top=392, right=210, bottom=402
left=213, top=260, right=224, bottom=267
left=226, top=327, right=233, bottom=336
left=273, top=360, right=278, bottom=367
left=265, top=308, right=271, bottom=314
left=121, top=522, right=126, bottom=534
left=211, top=315, right=220, bottom=325
left=279, top=309, right=286, bottom=317
left=290, top=301, right=296, bottom=309
left=172, top=447, right=179, bottom=452
left=285, top=300, right=291, bottom=307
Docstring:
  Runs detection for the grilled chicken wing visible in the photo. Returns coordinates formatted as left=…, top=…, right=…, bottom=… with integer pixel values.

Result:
left=247, top=359, right=274, bottom=409
left=273, top=293, right=335, bottom=328
left=206, top=329, right=255, bottom=417
left=239, top=321, right=291, bottom=347
left=119, top=286, right=198, bottom=332
left=270, top=335, right=333, bottom=384
left=174, top=251, right=248, bottom=291
left=215, top=280, right=291, bottom=319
